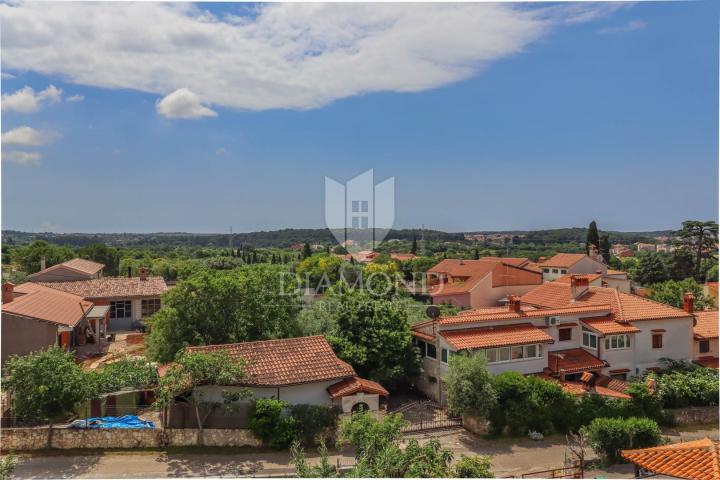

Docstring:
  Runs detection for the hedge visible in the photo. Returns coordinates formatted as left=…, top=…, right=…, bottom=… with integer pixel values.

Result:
left=582, top=417, right=662, bottom=462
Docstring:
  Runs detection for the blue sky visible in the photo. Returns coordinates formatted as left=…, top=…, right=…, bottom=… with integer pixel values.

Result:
left=1, top=2, right=717, bottom=234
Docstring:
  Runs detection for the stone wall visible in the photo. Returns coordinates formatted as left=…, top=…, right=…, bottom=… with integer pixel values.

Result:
left=669, top=406, right=719, bottom=426
left=0, top=427, right=261, bottom=451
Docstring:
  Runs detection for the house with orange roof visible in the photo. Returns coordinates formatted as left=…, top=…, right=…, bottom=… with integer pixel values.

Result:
left=26, top=257, right=105, bottom=282
left=692, top=310, right=718, bottom=368
left=426, top=258, right=543, bottom=308
left=32, top=266, right=167, bottom=331
left=411, top=275, right=696, bottom=404
left=537, top=251, right=607, bottom=282
left=554, top=269, right=631, bottom=293
left=621, top=437, right=720, bottom=480
left=164, top=336, right=388, bottom=428
left=390, top=253, right=417, bottom=262
left=1, top=282, right=108, bottom=366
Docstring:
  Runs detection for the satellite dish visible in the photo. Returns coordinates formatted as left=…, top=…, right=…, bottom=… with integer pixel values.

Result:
left=426, top=305, right=441, bottom=319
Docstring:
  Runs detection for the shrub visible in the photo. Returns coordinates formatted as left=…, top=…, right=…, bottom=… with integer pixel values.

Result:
left=655, top=369, right=719, bottom=408
left=453, top=455, right=493, bottom=478
left=487, top=372, right=574, bottom=436
left=288, top=404, right=341, bottom=445
left=582, top=417, right=662, bottom=462
left=248, top=399, right=299, bottom=448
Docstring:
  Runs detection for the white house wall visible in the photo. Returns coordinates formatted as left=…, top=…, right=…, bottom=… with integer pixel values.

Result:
left=694, top=338, right=719, bottom=359
left=630, top=318, right=694, bottom=373
left=194, top=380, right=339, bottom=407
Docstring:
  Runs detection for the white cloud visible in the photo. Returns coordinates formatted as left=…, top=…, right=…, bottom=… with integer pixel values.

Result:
left=0, top=3, right=623, bottom=111
left=1, top=72, right=16, bottom=79
left=1, top=84, right=62, bottom=113
left=2, top=126, right=59, bottom=146
left=66, top=94, right=84, bottom=102
left=3, top=150, right=41, bottom=166
left=598, top=20, right=647, bottom=35
left=215, top=147, right=227, bottom=156
left=156, top=88, right=217, bottom=119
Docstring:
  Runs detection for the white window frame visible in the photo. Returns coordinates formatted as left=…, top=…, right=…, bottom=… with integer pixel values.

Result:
left=604, top=334, right=631, bottom=350
left=481, top=344, right=543, bottom=365
left=582, top=331, right=598, bottom=349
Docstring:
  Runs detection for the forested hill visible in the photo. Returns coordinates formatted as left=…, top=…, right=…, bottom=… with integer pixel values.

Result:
left=3, top=227, right=672, bottom=249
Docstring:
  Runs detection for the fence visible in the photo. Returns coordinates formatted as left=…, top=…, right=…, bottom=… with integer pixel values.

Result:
left=390, top=401, right=462, bottom=433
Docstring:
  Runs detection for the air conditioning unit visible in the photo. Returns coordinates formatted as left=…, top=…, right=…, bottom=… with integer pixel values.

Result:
left=546, top=317, right=559, bottom=326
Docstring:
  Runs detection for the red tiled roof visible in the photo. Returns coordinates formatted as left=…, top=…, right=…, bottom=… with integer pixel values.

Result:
left=539, top=253, right=588, bottom=268
left=695, top=356, right=719, bottom=369
left=547, top=348, right=606, bottom=375
left=440, top=323, right=553, bottom=350
left=428, top=258, right=541, bottom=296
left=522, top=282, right=691, bottom=322
left=439, top=304, right=611, bottom=326
left=390, top=253, right=417, bottom=261
left=581, top=315, right=641, bottom=335
left=621, top=438, right=720, bottom=480
left=61, top=258, right=105, bottom=275
left=187, top=336, right=355, bottom=387
left=694, top=311, right=719, bottom=339
left=327, top=377, right=389, bottom=399
left=4, top=282, right=92, bottom=327
left=38, top=276, right=167, bottom=300
left=555, top=273, right=602, bottom=284
left=536, top=374, right=630, bottom=399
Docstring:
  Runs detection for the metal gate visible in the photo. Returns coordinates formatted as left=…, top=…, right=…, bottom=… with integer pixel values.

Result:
left=390, top=400, right=462, bottom=433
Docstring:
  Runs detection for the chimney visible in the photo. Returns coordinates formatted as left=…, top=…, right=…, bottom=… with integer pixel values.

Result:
left=570, top=275, right=590, bottom=302
left=683, top=292, right=695, bottom=313
left=508, top=295, right=522, bottom=313
left=538, top=256, right=546, bottom=263
left=139, top=267, right=148, bottom=281
left=40, top=255, right=46, bottom=271
left=2, top=282, right=14, bottom=303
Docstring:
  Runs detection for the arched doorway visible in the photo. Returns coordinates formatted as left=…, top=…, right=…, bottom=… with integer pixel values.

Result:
left=351, top=402, right=370, bottom=413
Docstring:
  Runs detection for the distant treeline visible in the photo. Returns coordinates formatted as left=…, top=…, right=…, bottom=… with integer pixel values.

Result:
left=469, top=227, right=673, bottom=245
left=2, top=228, right=464, bottom=249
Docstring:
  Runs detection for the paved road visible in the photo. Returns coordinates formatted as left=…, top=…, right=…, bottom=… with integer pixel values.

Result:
left=10, top=425, right=718, bottom=478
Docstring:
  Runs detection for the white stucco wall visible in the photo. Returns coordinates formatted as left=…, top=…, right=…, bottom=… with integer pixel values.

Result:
left=631, top=318, right=694, bottom=374
left=337, top=393, right=380, bottom=413
left=194, top=380, right=340, bottom=407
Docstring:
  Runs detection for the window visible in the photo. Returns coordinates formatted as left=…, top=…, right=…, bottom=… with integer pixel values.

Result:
left=605, top=334, right=630, bottom=350
left=483, top=344, right=543, bottom=364
left=559, top=327, right=572, bottom=342
left=700, top=340, right=710, bottom=354
left=561, top=269, right=568, bottom=274
left=426, top=343, right=437, bottom=359
left=141, top=298, right=161, bottom=316
left=361, top=217, right=368, bottom=229
left=441, top=348, right=449, bottom=364
left=352, top=216, right=359, bottom=228
left=552, top=269, right=559, bottom=274
left=361, top=200, right=368, bottom=213
left=416, top=340, right=426, bottom=357
left=652, top=334, right=663, bottom=349
left=583, top=331, right=598, bottom=349
left=543, top=268, right=550, bottom=273
left=110, top=300, right=132, bottom=319
left=351, top=200, right=360, bottom=212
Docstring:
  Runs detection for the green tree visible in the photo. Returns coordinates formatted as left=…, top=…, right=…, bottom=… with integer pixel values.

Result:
left=248, top=399, right=299, bottom=449
left=326, top=289, right=420, bottom=386
left=675, top=221, right=719, bottom=280
left=666, top=249, right=695, bottom=281
left=443, top=352, right=497, bottom=418
left=586, top=221, right=600, bottom=254
left=648, top=278, right=714, bottom=310
left=146, top=265, right=302, bottom=362
left=78, top=243, right=120, bottom=275
left=11, top=240, right=75, bottom=274
left=633, top=252, right=669, bottom=286
left=582, top=417, right=662, bottom=463
left=410, top=235, right=418, bottom=255
left=3, top=347, right=90, bottom=447
left=453, top=455, right=493, bottom=478
left=0, top=452, right=16, bottom=480
left=296, top=254, right=343, bottom=291
left=302, top=242, right=313, bottom=259
left=155, top=350, right=250, bottom=445
left=599, top=234, right=611, bottom=263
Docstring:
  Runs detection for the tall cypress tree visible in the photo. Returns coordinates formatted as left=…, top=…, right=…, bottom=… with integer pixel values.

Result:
left=473, top=247, right=480, bottom=260
left=586, top=221, right=600, bottom=254
left=599, top=234, right=611, bottom=263
left=302, top=243, right=312, bottom=259
left=410, top=235, right=418, bottom=255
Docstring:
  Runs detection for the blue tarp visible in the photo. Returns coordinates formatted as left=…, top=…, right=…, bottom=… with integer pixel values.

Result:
left=69, top=415, right=155, bottom=429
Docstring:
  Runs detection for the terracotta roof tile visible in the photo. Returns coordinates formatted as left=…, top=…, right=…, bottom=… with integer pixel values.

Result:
left=439, top=304, right=611, bottom=326
left=694, top=311, right=719, bottom=339
left=621, top=438, right=720, bottom=480
left=37, top=277, right=167, bottom=300
left=440, top=323, right=553, bottom=350
left=581, top=315, right=641, bottom=335
left=428, top=258, right=542, bottom=296
left=539, top=253, right=588, bottom=268
left=187, top=336, right=355, bottom=387
left=327, top=377, right=389, bottom=399
left=4, top=283, right=92, bottom=327
left=61, top=258, right=105, bottom=275
left=547, top=348, right=606, bottom=375
left=536, top=374, right=630, bottom=399
left=522, top=282, right=691, bottom=322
